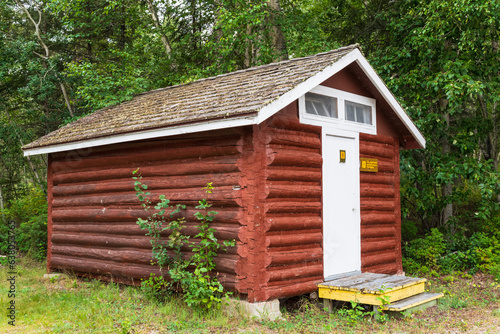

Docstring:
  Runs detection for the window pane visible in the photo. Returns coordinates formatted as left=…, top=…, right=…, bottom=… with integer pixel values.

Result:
left=305, top=93, right=337, bottom=118
left=345, top=101, right=372, bottom=125
left=345, top=103, right=355, bottom=122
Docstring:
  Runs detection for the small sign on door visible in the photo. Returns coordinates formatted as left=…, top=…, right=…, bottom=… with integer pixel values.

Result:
left=340, top=150, right=346, bottom=163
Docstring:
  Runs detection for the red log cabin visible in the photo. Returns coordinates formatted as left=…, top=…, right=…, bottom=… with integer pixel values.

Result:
left=23, top=45, right=425, bottom=304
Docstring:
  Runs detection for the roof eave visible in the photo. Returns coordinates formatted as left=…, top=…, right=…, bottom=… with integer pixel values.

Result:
left=23, top=114, right=257, bottom=156
left=349, top=49, right=426, bottom=149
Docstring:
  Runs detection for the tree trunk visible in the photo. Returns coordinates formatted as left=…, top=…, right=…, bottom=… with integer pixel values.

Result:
left=59, top=82, right=74, bottom=117
left=0, top=184, right=6, bottom=224
left=244, top=24, right=253, bottom=68
left=441, top=107, right=453, bottom=227
left=267, top=0, right=288, bottom=61
left=15, top=0, right=74, bottom=117
left=145, top=0, right=172, bottom=55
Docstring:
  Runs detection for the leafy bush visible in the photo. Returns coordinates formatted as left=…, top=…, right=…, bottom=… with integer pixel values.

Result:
left=403, top=223, right=500, bottom=277
left=0, top=188, right=47, bottom=261
left=133, top=170, right=235, bottom=312
left=403, top=228, right=446, bottom=271
left=401, top=219, right=419, bottom=241
left=439, top=232, right=500, bottom=275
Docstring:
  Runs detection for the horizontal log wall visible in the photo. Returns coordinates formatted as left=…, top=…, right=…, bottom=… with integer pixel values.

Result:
left=48, top=130, right=244, bottom=289
left=359, top=133, right=402, bottom=274
left=260, top=103, right=324, bottom=301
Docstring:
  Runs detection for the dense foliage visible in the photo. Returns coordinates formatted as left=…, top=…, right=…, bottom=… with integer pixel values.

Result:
left=0, top=188, right=47, bottom=261
left=1, top=0, right=499, bottom=277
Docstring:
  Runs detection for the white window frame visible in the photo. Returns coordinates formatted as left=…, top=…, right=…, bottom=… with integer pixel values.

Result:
left=299, top=85, right=377, bottom=135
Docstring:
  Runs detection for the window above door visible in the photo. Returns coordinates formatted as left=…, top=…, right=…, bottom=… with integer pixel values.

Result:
left=300, top=85, right=376, bottom=134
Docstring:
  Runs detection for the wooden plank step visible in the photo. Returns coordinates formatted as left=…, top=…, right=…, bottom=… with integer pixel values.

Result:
left=318, top=273, right=426, bottom=305
left=380, top=292, right=444, bottom=312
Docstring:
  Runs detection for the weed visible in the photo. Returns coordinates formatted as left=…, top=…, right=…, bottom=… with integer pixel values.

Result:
left=443, top=276, right=454, bottom=285
left=458, top=319, right=468, bottom=331
left=133, top=170, right=235, bottom=312
left=118, top=318, right=132, bottom=334
left=373, top=285, right=391, bottom=323
left=448, top=295, right=468, bottom=309
left=338, top=301, right=369, bottom=325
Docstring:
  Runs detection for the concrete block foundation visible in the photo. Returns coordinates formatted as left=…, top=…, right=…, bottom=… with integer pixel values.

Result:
left=225, top=299, right=282, bottom=320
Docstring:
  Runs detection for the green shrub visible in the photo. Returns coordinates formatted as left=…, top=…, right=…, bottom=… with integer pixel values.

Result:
left=403, top=220, right=500, bottom=276
left=0, top=188, right=47, bottom=261
left=401, top=219, right=418, bottom=241
left=133, top=170, right=235, bottom=312
left=403, top=228, right=446, bottom=273
left=438, top=232, right=500, bottom=275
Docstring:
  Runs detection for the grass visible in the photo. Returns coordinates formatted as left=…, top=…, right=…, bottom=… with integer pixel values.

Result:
left=1, top=258, right=500, bottom=333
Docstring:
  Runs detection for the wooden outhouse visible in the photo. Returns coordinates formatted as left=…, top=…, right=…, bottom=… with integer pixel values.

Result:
left=23, top=45, right=425, bottom=304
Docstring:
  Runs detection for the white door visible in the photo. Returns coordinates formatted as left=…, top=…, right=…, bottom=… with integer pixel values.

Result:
left=323, top=132, right=361, bottom=280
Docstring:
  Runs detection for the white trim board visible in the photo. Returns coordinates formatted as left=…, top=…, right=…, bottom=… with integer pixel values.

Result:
left=24, top=115, right=255, bottom=156
left=299, top=85, right=377, bottom=135
left=23, top=48, right=425, bottom=156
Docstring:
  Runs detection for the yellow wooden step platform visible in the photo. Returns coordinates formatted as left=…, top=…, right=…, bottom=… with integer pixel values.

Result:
left=380, top=292, right=444, bottom=315
left=318, top=272, right=443, bottom=315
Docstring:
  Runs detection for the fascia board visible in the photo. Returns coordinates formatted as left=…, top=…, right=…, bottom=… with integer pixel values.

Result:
left=351, top=49, right=426, bottom=148
left=256, top=51, right=360, bottom=124
left=23, top=115, right=256, bottom=156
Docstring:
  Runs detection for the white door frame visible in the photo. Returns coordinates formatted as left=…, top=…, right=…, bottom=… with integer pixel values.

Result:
left=322, top=127, right=361, bottom=281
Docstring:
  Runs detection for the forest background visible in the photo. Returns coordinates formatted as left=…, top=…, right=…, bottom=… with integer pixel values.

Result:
left=0, top=0, right=499, bottom=277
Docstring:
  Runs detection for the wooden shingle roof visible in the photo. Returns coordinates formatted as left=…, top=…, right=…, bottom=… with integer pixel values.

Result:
left=24, top=46, right=357, bottom=152
left=23, top=44, right=425, bottom=155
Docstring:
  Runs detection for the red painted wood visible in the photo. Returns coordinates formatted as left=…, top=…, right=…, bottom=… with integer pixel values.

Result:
left=362, top=251, right=398, bottom=268
left=267, top=262, right=323, bottom=282
left=361, top=226, right=397, bottom=238
left=361, top=213, right=397, bottom=225
left=360, top=133, right=401, bottom=274
left=393, top=137, right=403, bottom=274
left=52, top=207, right=239, bottom=224
left=266, top=215, right=322, bottom=231
left=53, top=173, right=240, bottom=196
left=266, top=182, right=321, bottom=198
left=265, top=199, right=322, bottom=213
left=265, top=231, right=322, bottom=247
left=363, top=263, right=399, bottom=274
left=267, top=167, right=321, bottom=182
left=47, top=155, right=54, bottom=273
left=253, top=103, right=324, bottom=300
left=266, top=128, right=321, bottom=149
left=264, top=278, right=322, bottom=300
left=361, top=186, right=396, bottom=198
left=360, top=133, right=395, bottom=145
left=360, top=173, right=395, bottom=185
left=361, top=239, right=398, bottom=253
left=52, top=158, right=241, bottom=185
left=268, top=246, right=323, bottom=266
left=51, top=135, right=242, bottom=172
left=361, top=199, right=396, bottom=211
left=49, top=129, right=244, bottom=294
left=359, top=143, right=394, bottom=159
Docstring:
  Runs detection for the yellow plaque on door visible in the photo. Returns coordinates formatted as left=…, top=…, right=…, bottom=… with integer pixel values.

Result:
left=340, top=150, right=346, bottom=163
left=360, top=158, right=378, bottom=172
